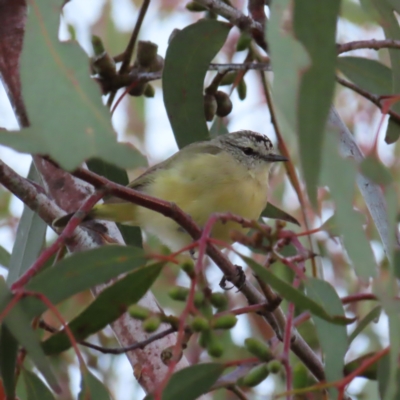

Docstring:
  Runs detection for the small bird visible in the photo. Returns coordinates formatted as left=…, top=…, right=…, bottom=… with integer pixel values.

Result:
left=54, top=130, right=287, bottom=251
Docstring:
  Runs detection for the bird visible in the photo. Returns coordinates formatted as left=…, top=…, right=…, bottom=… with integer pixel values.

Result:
left=53, top=130, right=287, bottom=251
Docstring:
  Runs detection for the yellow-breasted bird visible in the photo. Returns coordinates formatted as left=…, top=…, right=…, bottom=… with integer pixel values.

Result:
left=53, top=130, right=287, bottom=251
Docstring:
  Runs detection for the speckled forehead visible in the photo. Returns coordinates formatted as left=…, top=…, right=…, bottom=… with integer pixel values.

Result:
left=249, top=133, right=273, bottom=151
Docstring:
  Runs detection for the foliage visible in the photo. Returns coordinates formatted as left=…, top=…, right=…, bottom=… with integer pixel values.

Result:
left=0, top=0, right=399, bottom=399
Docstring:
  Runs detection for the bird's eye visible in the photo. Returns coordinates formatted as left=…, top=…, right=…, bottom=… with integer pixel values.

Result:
left=242, top=147, right=254, bottom=156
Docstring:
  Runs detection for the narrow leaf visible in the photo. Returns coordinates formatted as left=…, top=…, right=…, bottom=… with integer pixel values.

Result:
left=243, top=256, right=354, bottom=325
left=305, top=278, right=348, bottom=399
left=1, top=162, right=46, bottom=399
left=0, top=326, right=19, bottom=399
left=22, top=369, right=56, bottom=400
left=293, top=0, right=340, bottom=206
left=0, top=1, right=144, bottom=170
left=0, top=245, right=10, bottom=269
left=163, top=20, right=231, bottom=148
left=261, top=203, right=300, bottom=226
left=7, top=162, right=46, bottom=284
left=337, top=56, right=392, bottom=95
left=42, top=262, right=163, bottom=354
left=23, top=245, right=145, bottom=318
left=360, top=0, right=400, bottom=143
left=359, top=156, right=393, bottom=186
left=209, top=118, right=229, bottom=138
left=321, top=131, right=376, bottom=278
left=349, top=306, right=381, bottom=344
left=79, top=367, right=112, bottom=400
left=0, top=278, right=59, bottom=393
left=145, top=363, right=224, bottom=400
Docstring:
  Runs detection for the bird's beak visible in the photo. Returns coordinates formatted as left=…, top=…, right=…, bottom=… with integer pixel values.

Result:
left=264, top=153, right=288, bottom=162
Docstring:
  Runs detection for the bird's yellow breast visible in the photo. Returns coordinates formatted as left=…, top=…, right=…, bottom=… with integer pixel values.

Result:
left=136, top=151, right=270, bottom=250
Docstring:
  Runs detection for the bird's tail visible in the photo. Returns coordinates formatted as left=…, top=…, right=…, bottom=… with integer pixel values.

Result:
left=53, top=203, right=138, bottom=228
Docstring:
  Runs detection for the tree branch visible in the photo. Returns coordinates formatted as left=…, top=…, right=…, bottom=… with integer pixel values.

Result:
left=337, top=39, right=400, bottom=54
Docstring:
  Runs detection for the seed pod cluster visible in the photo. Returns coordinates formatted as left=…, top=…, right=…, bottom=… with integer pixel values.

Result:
left=129, top=41, right=164, bottom=97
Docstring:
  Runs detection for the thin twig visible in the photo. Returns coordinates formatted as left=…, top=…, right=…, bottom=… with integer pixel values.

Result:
left=39, top=320, right=175, bottom=354
left=259, top=70, right=318, bottom=276
left=107, top=0, right=151, bottom=107
left=336, top=75, right=400, bottom=123
left=337, top=39, right=400, bottom=54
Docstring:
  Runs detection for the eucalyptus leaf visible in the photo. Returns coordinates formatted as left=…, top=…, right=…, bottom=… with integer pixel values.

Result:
left=337, top=56, right=392, bottom=95
left=0, top=278, right=59, bottom=393
left=261, top=203, right=300, bottom=226
left=305, top=278, right=348, bottom=399
left=293, top=0, right=340, bottom=206
left=22, top=369, right=56, bottom=400
left=145, top=363, right=224, bottom=400
left=23, top=245, right=146, bottom=318
left=243, top=256, right=354, bottom=325
left=79, top=367, right=112, bottom=400
left=42, top=262, right=163, bottom=354
left=0, top=1, right=144, bottom=170
left=163, top=20, right=231, bottom=148
left=349, top=306, right=381, bottom=344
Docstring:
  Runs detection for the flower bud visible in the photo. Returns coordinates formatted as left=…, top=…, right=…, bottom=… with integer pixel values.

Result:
left=142, top=316, right=161, bottom=333
left=186, top=1, right=208, bottom=12
left=168, top=286, right=189, bottom=301
left=241, top=364, right=269, bottom=387
left=212, top=314, right=237, bottom=330
left=191, top=316, right=210, bottom=332
left=210, top=292, right=228, bottom=310
left=128, top=305, right=151, bottom=320
left=244, top=338, right=272, bottom=362
left=267, top=360, right=282, bottom=374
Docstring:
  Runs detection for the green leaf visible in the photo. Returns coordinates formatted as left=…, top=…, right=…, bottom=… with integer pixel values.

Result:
left=243, top=256, right=354, bottom=325
left=305, top=278, right=348, bottom=399
left=360, top=156, right=393, bottom=186
left=0, top=245, right=10, bottom=269
left=0, top=326, right=19, bottom=399
left=209, top=118, right=229, bottom=138
left=42, top=262, right=164, bottom=354
left=321, top=131, right=376, bottom=278
left=261, top=203, right=300, bottom=226
left=377, top=353, right=400, bottom=399
left=163, top=20, right=231, bottom=149
left=0, top=1, right=144, bottom=171
left=22, top=369, right=56, bottom=400
left=145, top=363, right=224, bottom=400
left=349, top=305, right=381, bottom=344
left=268, top=0, right=310, bottom=146
left=22, top=245, right=145, bottom=318
left=79, top=367, right=112, bottom=400
left=341, top=0, right=375, bottom=24
left=385, top=117, right=400, bottom=145
left=293, top=0, right=340, bottom=207
left=1, top=162, right=46, bottom=399
left=0, top=278, right=59, bottom=393
left=337, top=56, right=392, bottom=95
left=7, top=162, right=46, bottom=285
left=360, top=0, right=400, bottom=144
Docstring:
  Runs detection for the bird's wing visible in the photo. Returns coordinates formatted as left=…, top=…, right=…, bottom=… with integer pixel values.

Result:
left=105, top=143, right=223, bottom=203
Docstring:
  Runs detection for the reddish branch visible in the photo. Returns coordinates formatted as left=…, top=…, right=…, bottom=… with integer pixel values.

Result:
left=337, top=39, right=400, bottom=54
left=336, top=76, right=400, bottom=124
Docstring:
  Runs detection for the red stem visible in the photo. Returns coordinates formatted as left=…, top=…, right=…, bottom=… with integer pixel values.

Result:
left=11, top=190, right=105, bottom=291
